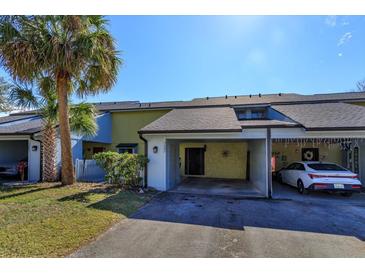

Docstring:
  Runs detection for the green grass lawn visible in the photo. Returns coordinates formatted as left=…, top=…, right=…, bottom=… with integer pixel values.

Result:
left=0, top=182, right=156, bottom=257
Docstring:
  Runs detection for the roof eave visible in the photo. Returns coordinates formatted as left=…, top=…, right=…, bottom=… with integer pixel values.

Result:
left=241, top=124, right=301, bottom=129
left=305, top=127, right=365, bottom=131
left=138, top=128, right=243, bottom=134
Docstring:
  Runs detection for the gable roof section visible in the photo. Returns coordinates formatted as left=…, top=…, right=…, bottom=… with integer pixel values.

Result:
left=272, top=102, right=365, bottom=130
left=0, top=115, right=43, bottom=134
left=0, top=114, right=37, bottom=125
left=139, top=107, right=242, bottom=133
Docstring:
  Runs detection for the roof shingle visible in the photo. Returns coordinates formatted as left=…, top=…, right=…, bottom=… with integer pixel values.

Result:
left=139, top=107, right=242, bottom=133
left=0, top=116, right=43, bottom=134
left=272, top=102, right=365, bottom=130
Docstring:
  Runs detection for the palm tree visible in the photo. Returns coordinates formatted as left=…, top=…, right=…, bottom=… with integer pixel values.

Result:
left=8, top=76, right=98, bottom=182
left=0, top=77, right=11, bottom=112
left=0, top=16, right=121, bottom=185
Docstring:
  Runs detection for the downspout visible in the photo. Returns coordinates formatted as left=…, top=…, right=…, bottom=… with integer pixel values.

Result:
left=139, top=133, right=148, bottom=188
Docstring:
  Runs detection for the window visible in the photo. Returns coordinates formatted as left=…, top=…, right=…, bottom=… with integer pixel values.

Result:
left=295, top=163, right=305, bottom=171
left=307, top=163, right=347, bottom=171
left=93, top=147, right=105, bottom=155
left=236, top=108, right=266, bottom=120
left=286, top=163, right=296, bottom=170
left=116, top=143, right=138, bottom=154
left=118, top=147, right=136, bottom=154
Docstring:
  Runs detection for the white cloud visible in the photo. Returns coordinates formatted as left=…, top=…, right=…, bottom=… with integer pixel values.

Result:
left=338, top=53, right=343, bottom=57
left=337, top=32, right=352, bottom=46
left=325, top=16, right=337, bottom=27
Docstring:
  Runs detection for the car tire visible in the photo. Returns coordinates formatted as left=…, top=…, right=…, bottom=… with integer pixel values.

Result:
left=297, top=180, right=308, bottom=195
left=277, top=174, right=283, bottom=184
left=341, top=192, right=353, bottom=197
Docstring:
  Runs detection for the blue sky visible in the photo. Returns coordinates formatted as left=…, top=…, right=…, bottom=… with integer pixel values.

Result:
left=3, top=16, right=365, bottom=104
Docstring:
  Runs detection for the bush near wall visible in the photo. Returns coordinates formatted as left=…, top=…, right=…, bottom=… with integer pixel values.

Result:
left=93, top=151, right=148, bottom=188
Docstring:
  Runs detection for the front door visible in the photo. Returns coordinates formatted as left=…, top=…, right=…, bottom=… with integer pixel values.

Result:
left=185, top=147, right=205, bottom=176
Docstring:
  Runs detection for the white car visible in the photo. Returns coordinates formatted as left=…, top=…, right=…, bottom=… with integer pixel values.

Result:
left=277, top=161, right=362, bottom=196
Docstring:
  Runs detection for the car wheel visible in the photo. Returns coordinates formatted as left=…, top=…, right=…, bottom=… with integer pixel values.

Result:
left=297, top=180, right=307, bottom=194
left=277, top=174, right=283, bottom=184
left=341, top=192, right=353, bottom=197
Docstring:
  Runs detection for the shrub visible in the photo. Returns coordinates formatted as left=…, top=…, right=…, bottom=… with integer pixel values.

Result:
left=93, top=151, right=148, bottom=188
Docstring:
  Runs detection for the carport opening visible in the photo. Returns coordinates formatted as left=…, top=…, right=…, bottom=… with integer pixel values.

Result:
left=0, top=140, right=28, bottom=182
left=271, top=138, right=364, bottom=198
left=166, top=139, right=267, bottom=197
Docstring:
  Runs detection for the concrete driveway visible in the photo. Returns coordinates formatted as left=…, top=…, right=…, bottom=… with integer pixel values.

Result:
left=71, top=192, right=365, bottom=258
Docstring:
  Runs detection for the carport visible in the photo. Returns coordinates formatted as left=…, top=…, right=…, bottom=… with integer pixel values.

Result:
left=0, top=115, right=42, bottom=183
left=271, top=129, right=365, bottom=198
left=0, top=140, right=28, bottom=180
left=0, top=137, right=41, bottom=182
left=165, top=138, right=267, bottom=197
left=139, top=107, right=271, bottom=197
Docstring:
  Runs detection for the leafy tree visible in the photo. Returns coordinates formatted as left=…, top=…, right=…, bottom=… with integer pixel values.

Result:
left=8, top=76, right=98, bottom=181
left=0, top=16, right=121, bottom=185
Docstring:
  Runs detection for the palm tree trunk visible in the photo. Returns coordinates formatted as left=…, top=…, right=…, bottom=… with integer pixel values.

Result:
left=42, top=121, right=57, bottom=182
left=56, top=71, right=75, bottom=185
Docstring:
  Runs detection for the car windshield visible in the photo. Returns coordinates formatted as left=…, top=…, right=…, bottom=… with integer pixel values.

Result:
left=307, top=163, right=347, bottom=171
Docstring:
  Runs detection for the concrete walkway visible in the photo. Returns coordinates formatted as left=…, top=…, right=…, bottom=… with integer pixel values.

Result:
left=71, top=192, right=365, bottom=258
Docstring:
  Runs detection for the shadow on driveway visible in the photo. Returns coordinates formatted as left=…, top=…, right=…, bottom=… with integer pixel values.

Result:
left=130, top=192, right=365, bottom=240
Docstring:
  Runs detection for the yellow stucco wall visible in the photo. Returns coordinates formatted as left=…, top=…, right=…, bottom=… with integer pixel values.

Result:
left=179, top=142, right=247, bottom=179
left=272, top=142, right=344, bottom=171
left=83, top=142, right=111, bottom=159
left=111, top=110, right=170, bottom=154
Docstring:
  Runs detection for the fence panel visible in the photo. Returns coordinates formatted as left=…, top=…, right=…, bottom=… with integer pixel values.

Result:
left=75, top=159, right=105, bottom=182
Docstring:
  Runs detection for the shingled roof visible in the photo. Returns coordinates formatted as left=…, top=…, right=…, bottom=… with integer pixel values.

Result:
left=0, top=115, right=43, bottom=134
left=0, top=114, right=37, bottom=125
left=139, top=107, right=242, bottom=133
left=272, top=102, right=365, bottom=130
left=6, top=91, right=365, bottom=114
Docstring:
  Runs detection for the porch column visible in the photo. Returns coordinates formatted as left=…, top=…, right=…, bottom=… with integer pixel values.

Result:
left=266, top=128, right=272, bottom=198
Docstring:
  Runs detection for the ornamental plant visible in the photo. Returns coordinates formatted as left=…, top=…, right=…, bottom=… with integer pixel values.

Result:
left=94, top=151, right=148, bottom=188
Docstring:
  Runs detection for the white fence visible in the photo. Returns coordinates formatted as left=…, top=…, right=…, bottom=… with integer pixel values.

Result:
left=75, top=159, right=105, bottom=182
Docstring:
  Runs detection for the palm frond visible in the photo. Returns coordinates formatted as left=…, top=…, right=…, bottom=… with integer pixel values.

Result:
left=69, top=102, right=98, bottom=137
left=0, top=77, right=11, bottom=112
left=7, top=82, right=40, bottom=110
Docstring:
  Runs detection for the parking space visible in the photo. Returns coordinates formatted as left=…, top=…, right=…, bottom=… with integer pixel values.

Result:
left=272, top=180, right=365, bottom=204
left=72, top=191, right=365, bottom=257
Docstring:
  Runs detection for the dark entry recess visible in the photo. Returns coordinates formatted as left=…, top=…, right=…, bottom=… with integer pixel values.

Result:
left=185, top=147, right=205, bottom=175
left=246, top=150, right=250, bottom=181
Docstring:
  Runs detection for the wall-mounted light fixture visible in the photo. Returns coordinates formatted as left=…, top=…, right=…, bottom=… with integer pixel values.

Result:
left=153, top=146, right=158, bottom=153
left=32, top=145, right=38, bottom=152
